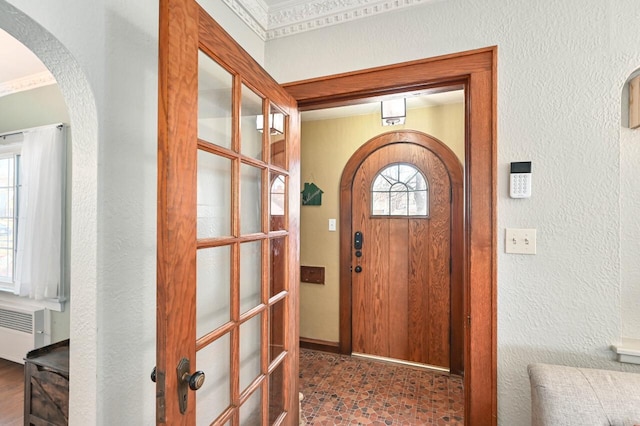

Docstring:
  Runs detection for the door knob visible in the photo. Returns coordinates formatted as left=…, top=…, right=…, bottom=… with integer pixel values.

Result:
left=355, top=265, right=362, bottom=273
left=151, top=367, right=157, bottom=382
left=182, top=370, right=205, bottom=391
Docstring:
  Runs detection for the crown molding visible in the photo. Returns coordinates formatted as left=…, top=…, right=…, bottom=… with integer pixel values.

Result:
left=222, top=0, right=269, bottom=40
left=233, top=0, right=436, bottom=40
left=0, top=71, right=56, bottom=98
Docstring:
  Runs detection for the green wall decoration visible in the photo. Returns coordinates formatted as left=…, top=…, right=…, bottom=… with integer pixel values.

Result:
left=301, top=182, right=324, bottom=206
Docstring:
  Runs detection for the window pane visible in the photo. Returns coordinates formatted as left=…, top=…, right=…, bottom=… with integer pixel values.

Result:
left=197, top=246, right=231, bottom=337
left=198, top=51, right=233, bottom=149
left=0, top=248, right=12, bottom=281
left=239, top=385, right=262, bottom=426
left=372, top=174, right=391, bottom=191
left=241, top=85, right=264, bottom=160
left=269, top=237, right=286, bottom=297
left=0, top=156, right=15, bottom=283
left=196, top=334, right=231, bottom=424
left=240, top=241, right=262, bottom=314
left=372, top=192, right=390, bottom=215
left=241, top=163, right=262, bottom=235
left=270, top=174, right=285, bottom=230
left=197, top=150, right=231, bottom=238
left=371, top=163, right=429, bottom=216
left=269, top=300, right=285, bottom=363
left=269, top=104, right=287, bottom=170
left=268, top=361, right=285, bottom=424
left=240, top=313, right=262, bottom=392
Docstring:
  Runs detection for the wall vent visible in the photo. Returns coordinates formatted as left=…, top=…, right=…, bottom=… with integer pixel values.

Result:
left=0, top=307, right=33, bottom=334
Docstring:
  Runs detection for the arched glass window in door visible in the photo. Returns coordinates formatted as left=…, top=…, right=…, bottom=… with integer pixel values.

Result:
left=371, top=163, right=429, bottom=216
left=270, top=174, right=286, bottom=216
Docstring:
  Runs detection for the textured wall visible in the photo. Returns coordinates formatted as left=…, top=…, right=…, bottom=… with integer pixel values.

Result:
left=2, top=0, right=263, bottom=424
left=266, top=0, right=640, bottom=424
left=299, top=103, right=464, bottom=342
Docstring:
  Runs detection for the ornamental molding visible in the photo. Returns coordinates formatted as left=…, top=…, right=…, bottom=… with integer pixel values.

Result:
left=232, top=0, right=435, bottom=40
left=0, top=71, right=56, bottom=98
left=221, top=0, right=269, bottom=40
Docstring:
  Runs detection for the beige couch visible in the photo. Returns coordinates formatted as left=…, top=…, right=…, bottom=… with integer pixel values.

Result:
left=528, top=363, right=640, bottom=425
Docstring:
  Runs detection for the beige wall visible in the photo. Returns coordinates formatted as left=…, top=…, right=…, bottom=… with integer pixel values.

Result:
left=300, top=102, right=464, bottom=342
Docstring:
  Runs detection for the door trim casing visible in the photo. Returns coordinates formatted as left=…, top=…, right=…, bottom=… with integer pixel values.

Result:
left=284, top=46, right=497, bottom=425
left=339, top=130, right=465, bottom=375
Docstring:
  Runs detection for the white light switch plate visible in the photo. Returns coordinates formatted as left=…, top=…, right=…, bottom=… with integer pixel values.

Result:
left=328, top=219, right=336, bottom=231
left=505, top=228, right=536, bottom=254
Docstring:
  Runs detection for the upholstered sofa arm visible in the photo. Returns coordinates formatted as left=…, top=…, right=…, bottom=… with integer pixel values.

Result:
left=528, top=363, right=640, bottom=426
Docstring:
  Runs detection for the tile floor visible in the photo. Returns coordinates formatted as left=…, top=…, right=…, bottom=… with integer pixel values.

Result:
left=299, top=349, right=464, bottom=425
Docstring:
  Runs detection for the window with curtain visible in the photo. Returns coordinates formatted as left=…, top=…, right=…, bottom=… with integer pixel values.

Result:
left=0, top=125, right=66, bottom=301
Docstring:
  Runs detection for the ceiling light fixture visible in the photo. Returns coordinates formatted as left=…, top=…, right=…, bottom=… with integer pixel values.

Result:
left=381, top=98, right=406, bottom=126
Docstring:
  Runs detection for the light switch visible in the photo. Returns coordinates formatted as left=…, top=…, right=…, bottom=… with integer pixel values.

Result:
left=328, top=219, right=336, bottom=232
left=505, top=228, right=536, bottom=254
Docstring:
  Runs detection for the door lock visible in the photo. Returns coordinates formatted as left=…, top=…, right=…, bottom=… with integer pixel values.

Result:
left=151, top=360, right=205, bottom=415
left=177, top=358, right=205, bottom=414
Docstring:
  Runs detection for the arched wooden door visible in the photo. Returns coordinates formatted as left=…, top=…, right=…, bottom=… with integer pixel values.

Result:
left=341, top=131, right=464, bottom=374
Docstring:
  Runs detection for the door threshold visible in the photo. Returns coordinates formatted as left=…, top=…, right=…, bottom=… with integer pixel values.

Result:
left=351, top=352, right=450, bottom=373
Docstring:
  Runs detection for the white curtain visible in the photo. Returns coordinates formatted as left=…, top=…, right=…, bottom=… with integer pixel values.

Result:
left=14, top=126, right=65, bottom=300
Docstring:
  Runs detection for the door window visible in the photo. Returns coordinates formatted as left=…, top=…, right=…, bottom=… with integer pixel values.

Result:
left=371, top=163, right=429, bottom=216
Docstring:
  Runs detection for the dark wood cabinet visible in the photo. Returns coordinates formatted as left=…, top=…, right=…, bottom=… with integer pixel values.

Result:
left=23, top=339, right=69, bottom=426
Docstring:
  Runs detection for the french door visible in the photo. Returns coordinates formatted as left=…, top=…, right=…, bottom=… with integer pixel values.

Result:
left=157, top=0, right=300, bottom=424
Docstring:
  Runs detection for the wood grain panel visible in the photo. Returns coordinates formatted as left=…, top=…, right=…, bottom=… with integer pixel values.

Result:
left=284, top=50, right=492, bottom=108
left=157, top=0, right=199, bottom=421
left=388, top=219, right=409, bottom=360
left=408, top=218, right=429, bottom=364
left=424, top=151, right=450, bottom=368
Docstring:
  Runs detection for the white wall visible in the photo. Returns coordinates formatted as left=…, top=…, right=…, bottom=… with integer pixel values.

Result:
left=265, top=0, right=640, bottom=424
left=1, top=0, right=264, bottom=424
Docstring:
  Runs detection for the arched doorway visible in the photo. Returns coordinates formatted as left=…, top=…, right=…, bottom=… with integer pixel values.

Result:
left=0, top=1, right=99, bottom=421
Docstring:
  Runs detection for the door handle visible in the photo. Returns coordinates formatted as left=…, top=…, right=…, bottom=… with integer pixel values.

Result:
left=151, top=360, right=206, bottom=414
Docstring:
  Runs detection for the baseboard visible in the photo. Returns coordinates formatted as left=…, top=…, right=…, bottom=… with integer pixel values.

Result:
left=299, top=337, right=340, bottom=354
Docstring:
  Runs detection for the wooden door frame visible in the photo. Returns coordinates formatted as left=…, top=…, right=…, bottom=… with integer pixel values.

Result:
left=283, top=46, right=497, bottom=425
left=340, top=130, right=464, bottom=375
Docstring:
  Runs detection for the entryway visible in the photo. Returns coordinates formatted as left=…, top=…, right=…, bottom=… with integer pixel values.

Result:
left=343, top=131, right=463, bottom=374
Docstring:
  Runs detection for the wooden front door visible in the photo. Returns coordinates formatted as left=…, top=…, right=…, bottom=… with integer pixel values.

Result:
left=157, top=0, right=300, bottom=424
left=349, top=132, right=463, bottom=372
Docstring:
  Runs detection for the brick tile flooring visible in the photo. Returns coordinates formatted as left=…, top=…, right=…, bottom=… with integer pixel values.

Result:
left=299, top=349, right=463, bottom=425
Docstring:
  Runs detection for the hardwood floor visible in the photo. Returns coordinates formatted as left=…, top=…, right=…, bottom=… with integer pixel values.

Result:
left=0, top=358, right=24, bottom=426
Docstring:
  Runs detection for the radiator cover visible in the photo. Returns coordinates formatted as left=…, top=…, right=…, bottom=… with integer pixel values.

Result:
left=0, top=305, right=46, bottom=364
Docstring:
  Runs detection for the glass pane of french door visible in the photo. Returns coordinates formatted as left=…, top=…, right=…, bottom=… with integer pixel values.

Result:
left=195, top=46, right=292, bottom=424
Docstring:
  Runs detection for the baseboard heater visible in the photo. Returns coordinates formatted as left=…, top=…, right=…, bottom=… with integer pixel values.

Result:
left=0, top=303, right=48, bottom=364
